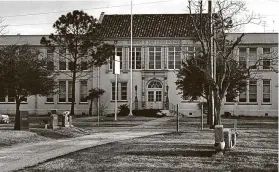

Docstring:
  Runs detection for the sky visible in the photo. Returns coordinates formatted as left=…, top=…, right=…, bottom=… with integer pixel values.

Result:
left=0, top=0, right=278, bottom=35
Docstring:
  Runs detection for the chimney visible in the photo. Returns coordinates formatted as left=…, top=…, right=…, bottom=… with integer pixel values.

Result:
left=98, top=12, right=105, bottom=24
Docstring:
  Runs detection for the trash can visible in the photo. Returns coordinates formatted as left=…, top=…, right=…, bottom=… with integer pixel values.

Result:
left=19, top=111, right=29, bottom=130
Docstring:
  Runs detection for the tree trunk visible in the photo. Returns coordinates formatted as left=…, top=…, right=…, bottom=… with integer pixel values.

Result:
left=89, top=99, right=93, bottom=116
left=14, top=97, right=21, bottom=130
left=70, top=67, right=77, bottom=116
left=215, top=97, right=222, bottom=125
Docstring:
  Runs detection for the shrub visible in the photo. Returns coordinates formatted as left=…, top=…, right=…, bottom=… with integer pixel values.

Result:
left=118, top=104, right=130, bottom=116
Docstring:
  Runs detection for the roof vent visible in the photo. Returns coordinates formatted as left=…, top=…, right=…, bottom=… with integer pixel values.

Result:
left=17, top=33, right=20, bottom=35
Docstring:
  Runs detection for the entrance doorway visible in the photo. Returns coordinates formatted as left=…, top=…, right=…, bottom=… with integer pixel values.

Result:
left=146, top=80, right=163, bottom=109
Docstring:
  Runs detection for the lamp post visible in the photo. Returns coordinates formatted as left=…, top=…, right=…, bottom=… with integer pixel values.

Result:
left=166, top=85, right=169, bottom=110
left=135, top=85, right=138, bottom=110
left=129, top=0, right=133, bottom=116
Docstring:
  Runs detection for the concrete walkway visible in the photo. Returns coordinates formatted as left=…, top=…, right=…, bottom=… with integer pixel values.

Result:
left=0, top=117, right=173, bottom=172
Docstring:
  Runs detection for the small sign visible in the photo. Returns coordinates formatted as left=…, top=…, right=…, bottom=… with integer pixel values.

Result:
left=114, top=55, right=120, bottom=74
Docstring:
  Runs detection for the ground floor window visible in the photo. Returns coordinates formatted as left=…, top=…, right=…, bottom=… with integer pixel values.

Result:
left=263, top=79, right=271, bottom=103
left=80, top=80, right=88, bottom=103
left=58, top=80, right=74, bottom=103
left=111, top=82, right=127, bottom=101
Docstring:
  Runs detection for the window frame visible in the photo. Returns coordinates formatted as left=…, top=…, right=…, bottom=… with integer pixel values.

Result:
left=168, top=46, right=181, bottom=70
left=80, top=80, right=88, bottom=103
left=249, top=80, right=257, bottom=103
left=262, top=79, right=271, bottom=104
left=111, top=82, right=128, bottom=101
left=129, top=47, right=142, bottom=70
left=148, top=47, right=162, bottom=70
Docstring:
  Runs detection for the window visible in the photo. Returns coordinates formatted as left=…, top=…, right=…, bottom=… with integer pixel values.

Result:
left=0, top=97, right=5, bottom=102
left=149, top=47, right=161, bottom=69
left=58, top=81, right=66, bottom=102
left=59, top=59, right=66, bottom=70
left=187, top=47, right=195, bottom=58
left=81, top=61, right=88, bottom=70
left=148, top=91, right=154, bottom=101
left=47, top=48, right=54, bottom=70
left=129, top=47, right=142, bottom=69
left=263, top=48, right=270, bottom=54
left=111, top=82, right=127, bottom=101
left=68, top=81, right=72, bottom=102
left=168, top=47, right=181, bottom=69
left=225, top=94, right=234, bottom=102
left=68, top=61, right=74, bottom=71
left=249, top=48, right=257, bottom=69
left=263, top=59, right=271, bottom=69
left=121, top=83, right=127, bottom=100
left=59, top=48, right=66, bottom=56
left=46, top=94, right=54, bottom=103
left=239, top=48, right=247, bottom=69
left=112, top=82, right=118, bottom=100
left=249, top=80, right=257, bottom=102
left=21, top=97, right=27, bottom=102
left=263, top=80, right=271, bottom=103
left=155, top=91, right=162, bottom=101
left=80, top=80, right=88, bottom=103
left=239, top=81, right=247, bottom=102
left=110, top=48, right=122, bottom=70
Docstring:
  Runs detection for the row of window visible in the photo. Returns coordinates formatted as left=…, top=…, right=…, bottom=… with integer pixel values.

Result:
left=226, top=79, right=271, bottom=103
left=0, top=81, right=88, bottom=103
left=239, top=47, right=272, bottom=69
left=46, top=48, right=88, bottom=71
left=110, top=46, right=274, bottom=70
left=109, top=47, right=192, bottom=70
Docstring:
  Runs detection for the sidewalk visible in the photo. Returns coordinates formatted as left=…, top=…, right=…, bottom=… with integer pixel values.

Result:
left=0, top=117, right=173, bottom=172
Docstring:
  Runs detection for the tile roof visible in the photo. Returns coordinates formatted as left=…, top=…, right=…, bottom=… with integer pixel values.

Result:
left=100, top=14, right=205, bottom=38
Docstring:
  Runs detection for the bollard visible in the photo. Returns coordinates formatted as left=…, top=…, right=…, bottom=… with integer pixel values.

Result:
left=223, top=128, right=232, bottom=149
left=231, top=131, right=237, bottom=147
left=214, top=125, right=225, bottom=151
left=50, top=114, right=58, bottom=129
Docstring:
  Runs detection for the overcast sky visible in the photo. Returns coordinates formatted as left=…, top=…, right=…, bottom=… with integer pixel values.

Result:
left=0, top=0, right=278, bottom=35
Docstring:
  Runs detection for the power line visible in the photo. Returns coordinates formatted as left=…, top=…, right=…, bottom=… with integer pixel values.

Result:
left=2, top=0, right=172, bottom=18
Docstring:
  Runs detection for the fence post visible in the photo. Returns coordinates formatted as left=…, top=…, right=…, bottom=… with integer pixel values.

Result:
left=176, top=104, right=179, bottom=132
left=201, top=103, right=203, bottom=131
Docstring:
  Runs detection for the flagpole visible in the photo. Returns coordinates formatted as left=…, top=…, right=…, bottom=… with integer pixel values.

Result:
left=129, top=0, right=133, bottom=116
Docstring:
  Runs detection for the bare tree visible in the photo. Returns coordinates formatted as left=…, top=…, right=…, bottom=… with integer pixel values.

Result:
left=176, top=0, right=276, bottom=126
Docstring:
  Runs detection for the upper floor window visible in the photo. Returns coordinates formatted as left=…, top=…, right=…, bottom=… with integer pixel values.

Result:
left=168, top=47, right=181, bottom=69
left=239, top=48, right=247, bottom=69
left=263, top=48, right=270, bottom=54
left=249, top=48, right=257, bottom=69
left=109, top=48, right=122, bottom=70
left=129, top=47, right=142, bottom=69
left=149, top=47, right=161, bottom=69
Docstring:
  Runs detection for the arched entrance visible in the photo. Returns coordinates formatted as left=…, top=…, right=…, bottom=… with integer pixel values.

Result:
left=146, top=80, right=163, bottom=109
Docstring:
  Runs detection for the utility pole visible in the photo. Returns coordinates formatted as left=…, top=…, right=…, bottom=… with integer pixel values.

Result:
left=208, top=0, right=215, bottom=128
left=129, top=0, right=133, bottom=116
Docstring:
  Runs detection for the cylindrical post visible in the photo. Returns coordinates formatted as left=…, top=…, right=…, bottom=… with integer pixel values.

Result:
left=97, top=67, right=100, bottom=126
left=176, top=104, right=179, bottom=132
left=201, top=103, right=203, bottom=131
left=115, top=74, right=118, bottom=121
left=129, top=0, right=133, bottom=116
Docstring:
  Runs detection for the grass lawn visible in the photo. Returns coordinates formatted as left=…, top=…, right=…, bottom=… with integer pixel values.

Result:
left=0, top=115, right=157, bottom=148
left=18, top=117, right=278, bottom=172
left=72, top=115, right=158, bottom=128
